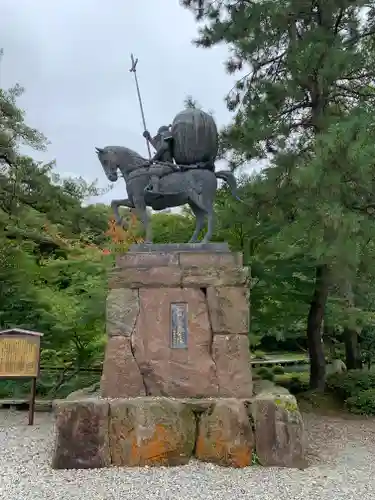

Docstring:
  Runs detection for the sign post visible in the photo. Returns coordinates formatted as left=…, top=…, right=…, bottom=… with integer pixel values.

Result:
left=0, top=328, right=43, bottom=425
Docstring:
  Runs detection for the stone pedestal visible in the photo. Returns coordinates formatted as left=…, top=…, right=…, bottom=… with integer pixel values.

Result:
left=52, top=395, right=307, bottom=469
left=100, top=243, right=253, bottom=399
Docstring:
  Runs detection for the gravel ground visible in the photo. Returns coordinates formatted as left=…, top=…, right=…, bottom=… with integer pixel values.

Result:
left=1, top=410, right=375, bottom=500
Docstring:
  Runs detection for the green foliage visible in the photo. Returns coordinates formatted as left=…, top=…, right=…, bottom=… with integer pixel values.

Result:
left=5, top=12, right=375, bottom=403
left=256, top=367, right=275, bottom=381
left=346, top=389, right=375, bottom=415
left=326, top=370, right=375, bottom=400
left=251, top=450, right=260, bottom=465
left=151, top=212, right=195, bottom=243
left=361, top=327, right=375, bottom=369
left=275, top=372, right=310, bottom=394
left=272, top=365, right=284, bottom=375
left=37, top=247, right=109, bottom=370
left=183, top=0, right=375, bottom=157
left=0, top=371, right=101, bottom=399
left=0, top=77, right=47, bottom=163
left=183, top=0, right=375, bottom=389
left=0, top=61, right=114, bottom=399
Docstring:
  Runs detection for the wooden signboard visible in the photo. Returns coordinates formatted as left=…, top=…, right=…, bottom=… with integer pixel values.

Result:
left=0, top=328, right=43, bottom=425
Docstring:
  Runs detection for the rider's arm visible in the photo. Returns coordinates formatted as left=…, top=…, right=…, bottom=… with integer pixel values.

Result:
left=143, top=131, right=158, bottom=150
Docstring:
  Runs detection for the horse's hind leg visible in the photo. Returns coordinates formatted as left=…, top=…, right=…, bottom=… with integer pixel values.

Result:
left=187, top=190, right=216, bottom=243
left=201, top=206, right=214, bottom=243
left=188, top=203, right=206, bottom=243
left=186, top=171, right=216, bottom=243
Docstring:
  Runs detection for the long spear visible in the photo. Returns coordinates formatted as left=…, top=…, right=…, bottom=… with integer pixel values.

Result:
left=129, top=53, right=151, bottom=159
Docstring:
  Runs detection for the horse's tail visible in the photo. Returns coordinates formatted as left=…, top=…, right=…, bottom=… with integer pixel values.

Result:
left=215, top=171, right=243, bottom=202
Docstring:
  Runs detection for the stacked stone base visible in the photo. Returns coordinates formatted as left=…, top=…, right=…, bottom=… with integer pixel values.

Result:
left=53, top=244, right=307, bottom=470
left=52, top=392, right=307, bottom=470
left=101, top=243, right=253, bottom=399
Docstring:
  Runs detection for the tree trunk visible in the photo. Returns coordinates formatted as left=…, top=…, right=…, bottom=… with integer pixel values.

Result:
left=323, top=321, right=336, bottom=360
left=340, top=278, right=362, bottom=370
left=343, top=327, right=362, bottom=369
left=307, top=264, right=329, bottom=390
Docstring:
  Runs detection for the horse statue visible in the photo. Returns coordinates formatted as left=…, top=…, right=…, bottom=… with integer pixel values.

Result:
left=96, top=108, right=241, bottom=244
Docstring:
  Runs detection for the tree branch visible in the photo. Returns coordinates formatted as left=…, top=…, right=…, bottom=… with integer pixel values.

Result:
left=0, top=153, right=13, bottom=166
left=334, top=8, right=344, bottom=34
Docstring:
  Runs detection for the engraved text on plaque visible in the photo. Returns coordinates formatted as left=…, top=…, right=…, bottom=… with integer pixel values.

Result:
left=170, top=303, right=188, bottom=348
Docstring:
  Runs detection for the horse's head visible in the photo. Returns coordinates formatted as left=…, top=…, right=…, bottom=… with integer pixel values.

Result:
left=95, top=146, right=119, bottom=182
left=96, top=145, right=148, bottom=181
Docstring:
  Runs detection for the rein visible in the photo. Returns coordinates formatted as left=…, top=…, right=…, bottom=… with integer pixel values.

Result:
left=126, top=161, right=180, bottom=180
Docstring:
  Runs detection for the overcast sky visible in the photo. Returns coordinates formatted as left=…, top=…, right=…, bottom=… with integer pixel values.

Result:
left=1, top=0, right=241, bottom=204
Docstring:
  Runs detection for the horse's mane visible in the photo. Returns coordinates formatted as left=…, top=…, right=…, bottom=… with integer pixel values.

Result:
left=104, top=145, right=149, bottom=173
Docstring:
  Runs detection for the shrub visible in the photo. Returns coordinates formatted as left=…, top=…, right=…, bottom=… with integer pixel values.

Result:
left=256, top=367, right=275, bottom=381
left=326, top=370, right=375, bottom=400
left=275, top=373, right=309, bottom=394
left=272, top=365, right=285, bottom=375
left=346, top=389, right=375, bottom=415
left=288, top=375, right=309, bottom=394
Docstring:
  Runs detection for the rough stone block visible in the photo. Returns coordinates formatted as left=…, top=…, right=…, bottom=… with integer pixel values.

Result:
left=181, top=266, right=248, bottom=287
left=109, top=398, right=196, bottom=466
left=212, top=334, right=253, bottom=398
left=207, top=286, right=249, bottom=334
left=195, top=399, right=254, bottom=467
left=100, top=336, right=145, bottom=398
left=252, top=393, right=307, bottom=468
left=106, top=288, right=139, bottom=336
left=129, top=242, right=230, bottom=253
left=52, top=399, right=110, bottom=469
left=179, top=252, right=242, bottom=267
left=65, top=382, right=100, bottom=400
left=116, top=252, right=179, bottom=268
left=133, top=288, right=219, bottom=397
left=103, top=247, right=252, bottom=400
left=109, top=266, right=182, bottom=288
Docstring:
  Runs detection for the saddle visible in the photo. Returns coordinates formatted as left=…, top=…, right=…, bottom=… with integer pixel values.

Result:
left=128, top=160, right=214, bottom=210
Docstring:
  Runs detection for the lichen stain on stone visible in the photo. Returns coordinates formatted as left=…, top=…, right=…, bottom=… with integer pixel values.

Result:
left=129, top=424, right=180, bottom=466
left=196, top=429, right=252, bottom=468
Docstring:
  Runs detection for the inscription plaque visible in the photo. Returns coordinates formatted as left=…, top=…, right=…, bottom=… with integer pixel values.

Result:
left=0, top=336, right=40, bottom=377
left=170, top=303, right=188, bottom=348
left=0, top=328, right=43, bottom=425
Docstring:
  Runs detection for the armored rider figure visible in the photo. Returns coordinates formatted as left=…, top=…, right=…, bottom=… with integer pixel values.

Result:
left=143, top=125, right=176, bottom=193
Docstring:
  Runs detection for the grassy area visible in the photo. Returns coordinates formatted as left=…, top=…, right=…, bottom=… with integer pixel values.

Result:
left=266, top=352, right=308, bottom=360
left=252, top=350, right=307, bottom=361
left=297, top=391, right=346, bottom=415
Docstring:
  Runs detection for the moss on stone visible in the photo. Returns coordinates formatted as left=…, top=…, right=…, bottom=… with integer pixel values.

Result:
left=274, top=397, right=299, bottom=413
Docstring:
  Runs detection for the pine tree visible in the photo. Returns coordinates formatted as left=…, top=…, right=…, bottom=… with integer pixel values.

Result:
left=182, top=0, right=375, bottom=389
left=0, top=50, right=47, bottom=165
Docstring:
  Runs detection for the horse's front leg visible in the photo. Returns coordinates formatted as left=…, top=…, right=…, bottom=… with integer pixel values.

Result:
left=111, top=198, right=134, bottom=227
left=133, top=198, right=152, bottom=243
